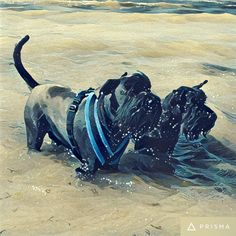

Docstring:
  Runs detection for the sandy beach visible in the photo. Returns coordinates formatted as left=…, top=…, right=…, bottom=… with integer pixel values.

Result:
left=0, top=1, right=236, bottom=235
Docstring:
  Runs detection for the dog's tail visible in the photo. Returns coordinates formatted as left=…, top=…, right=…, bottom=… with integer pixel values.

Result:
left=13, top=35, right=39, bottom=89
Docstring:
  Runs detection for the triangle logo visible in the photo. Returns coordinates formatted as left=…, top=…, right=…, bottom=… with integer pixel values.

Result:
left=187, top=222, right=196, bottom=232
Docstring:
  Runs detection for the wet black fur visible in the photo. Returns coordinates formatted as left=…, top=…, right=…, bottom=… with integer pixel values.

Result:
left=13, top=35, right=39, bottom=89
left=13, top=35, right=162, bottom=176
left=134, top=82, right=217, bottom=172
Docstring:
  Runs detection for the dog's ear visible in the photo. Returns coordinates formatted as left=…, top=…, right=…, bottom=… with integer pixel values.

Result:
left=99, top=79, right=120, bottom=97
left=121, top=72, right=128, bottom=77
left=123, top=72, right=151, bottom=95
left=193, top=80, right=208, bottom=89
left=162, top=87, right=187, bottom=110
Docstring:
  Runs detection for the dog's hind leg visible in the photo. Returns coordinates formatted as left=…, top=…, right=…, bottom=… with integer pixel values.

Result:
left=24, top=104, right=48, bottom=151
left=48, top=131, right=63, bottom=146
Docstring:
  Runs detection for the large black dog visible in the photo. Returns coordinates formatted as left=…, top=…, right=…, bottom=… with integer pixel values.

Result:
left=14, top=35, right=162, bottom=176
left=134, top=81, right=217, bottom=172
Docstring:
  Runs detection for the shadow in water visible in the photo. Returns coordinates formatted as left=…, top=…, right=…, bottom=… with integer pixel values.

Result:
left=120, top=135, right=236, bottom=195
left=43, top=135, right=236, bottom=195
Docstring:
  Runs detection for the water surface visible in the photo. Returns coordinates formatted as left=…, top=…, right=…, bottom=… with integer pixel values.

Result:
left=0, top=1, right=236, bottom=235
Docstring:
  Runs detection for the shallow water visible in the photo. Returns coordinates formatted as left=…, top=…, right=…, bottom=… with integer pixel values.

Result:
left=1, top=0, right=236, bottom=14
left=0, top=1, right=236, bottom=235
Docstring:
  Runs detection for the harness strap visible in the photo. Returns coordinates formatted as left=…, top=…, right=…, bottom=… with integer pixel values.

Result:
left=85, top=93, right=106, bottom=165
left=67, top=90, right=130, bottom=166
left=85, top=93, right=129, bottom=165
left=94, top=99, right=113, bottom=156
left=94, top=99, right=129, bottom=159
left=66, top=88, right=94, bottom=163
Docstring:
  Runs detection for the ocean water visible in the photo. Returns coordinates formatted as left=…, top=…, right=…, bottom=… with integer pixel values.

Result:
left=0, top=1, right=236, bottom=235
left=59, top=0, right=236, bottom=14
left=1, top=0, right=236, bottom=14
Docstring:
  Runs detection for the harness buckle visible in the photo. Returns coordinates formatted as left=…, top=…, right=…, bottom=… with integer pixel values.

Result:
left=69, top=104, right=78, bottom=112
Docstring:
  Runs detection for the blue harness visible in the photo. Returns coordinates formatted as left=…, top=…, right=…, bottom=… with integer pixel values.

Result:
left=66, top=91, right=129, bottom=166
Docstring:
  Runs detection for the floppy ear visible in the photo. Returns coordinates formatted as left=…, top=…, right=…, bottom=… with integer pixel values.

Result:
left=162, top=87, right=188, bottom=111
left=99, top=79, right=120, bottom=97
left=193, top=80, right=208, bottom=89
left=121, top=72, right=128, bottom=77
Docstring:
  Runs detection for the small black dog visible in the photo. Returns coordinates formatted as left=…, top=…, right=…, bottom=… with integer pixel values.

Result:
left=14, top=35, right=162, bottom=175
left=134, top=81, right=217, bottom=172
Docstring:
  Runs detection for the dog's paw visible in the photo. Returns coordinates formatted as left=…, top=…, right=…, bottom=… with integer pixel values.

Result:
left=75, top=167, right=95, bottom=181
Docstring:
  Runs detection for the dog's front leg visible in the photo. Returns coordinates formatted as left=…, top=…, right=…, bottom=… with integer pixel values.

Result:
left=75, top=158, right=100, bottom=180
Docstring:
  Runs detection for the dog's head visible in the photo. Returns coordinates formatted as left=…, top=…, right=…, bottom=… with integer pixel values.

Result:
left=114, top=91, right=162, bottom=139
left=162, top=80, right=217, bottom=141
left=99, top=72, right=151, bottom=116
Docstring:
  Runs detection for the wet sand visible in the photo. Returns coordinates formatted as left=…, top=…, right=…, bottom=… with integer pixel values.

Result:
left=1, top=3, right=236, bottom=236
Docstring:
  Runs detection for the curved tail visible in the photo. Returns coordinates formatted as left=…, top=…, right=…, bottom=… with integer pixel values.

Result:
left=13, top=35, right=39, bottom=89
